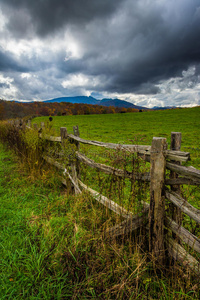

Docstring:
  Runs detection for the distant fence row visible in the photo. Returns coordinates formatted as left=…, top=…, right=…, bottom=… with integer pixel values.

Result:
left=13, top=119, right=200, bottom=274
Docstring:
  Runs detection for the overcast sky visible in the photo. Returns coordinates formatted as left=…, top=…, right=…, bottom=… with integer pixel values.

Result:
left=0, top=0, right=200, bottom=108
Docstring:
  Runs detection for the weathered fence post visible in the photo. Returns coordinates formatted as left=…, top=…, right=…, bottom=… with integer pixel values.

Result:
left=170, top=132, right=182, bottom=239
left=60, top=127, right=68, bottom=141
left=73, top=125, right=80, bottom=150
left=149, top=137, right=167, bottom=265
left=73, top=125, right=80, bottom=138
left=27, top=120, right=31, bottom=127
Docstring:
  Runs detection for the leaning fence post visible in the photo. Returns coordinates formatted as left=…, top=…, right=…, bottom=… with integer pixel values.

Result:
left=149, top=137, right=167, bottom=265
left=170, top=132, right=182, bottom=239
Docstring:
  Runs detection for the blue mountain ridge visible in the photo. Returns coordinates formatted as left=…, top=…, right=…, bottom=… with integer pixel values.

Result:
left=43, top=96, right=148, bottom=110
left=12, top=97, right=177, bottom=110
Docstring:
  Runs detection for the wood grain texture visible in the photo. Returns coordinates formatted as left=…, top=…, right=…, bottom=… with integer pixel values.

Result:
left=166, top=236, right=200, bottom=275
left=166, top=191, right=200, bottom=224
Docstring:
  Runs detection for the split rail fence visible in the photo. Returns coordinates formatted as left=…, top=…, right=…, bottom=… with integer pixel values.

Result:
left=24, top=120, right=200, bottom=274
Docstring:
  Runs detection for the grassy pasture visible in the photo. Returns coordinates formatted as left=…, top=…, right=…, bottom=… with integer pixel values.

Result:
left=33, top=107, right=200, bottom=237
left=33, top=106, right=200, bottom=234
left=0, top=107, right=199, bottom=298
left=33, top=107, right=200, bottom=168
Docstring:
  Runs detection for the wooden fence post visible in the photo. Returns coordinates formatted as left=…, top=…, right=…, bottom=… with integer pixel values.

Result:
left=149, top=137, right=167, bottom=265
left=170, top=132, right=182, bottom=238
left=73, top=125, right=80, bottom=149
left=73, top=125, right=80, bottom=138
left=60, top=127, right=68, bottom=141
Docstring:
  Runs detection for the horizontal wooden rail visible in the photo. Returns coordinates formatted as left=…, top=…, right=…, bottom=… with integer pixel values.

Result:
left=68, top=133, right=151, bottom=152
left=38, top=131, right=191, bottom=164
left=166, top=150, right=190, bottom=162
left=43, top=153, right=198, bottom=186
left=165, top=177, right=200, bottom=186
left=104, top=210, right=149, bottom=239
left=140, top=151, right=190, bottom=163
left=166, top=236, right=200, bottom=275
left=78, top=179, right=133, bottom=219
left=39, top=133, right=61, bottom=142
left=76, top=152, right=150, bottom=181
left=166, top=191, right=200, bottom=224
left=43, top=155, right=66, bottom=170
left=166, top=162, right=200, bottom=181
left=165, top=217, right=200, bottom=253
left=69, top=134, right=190, bottom=162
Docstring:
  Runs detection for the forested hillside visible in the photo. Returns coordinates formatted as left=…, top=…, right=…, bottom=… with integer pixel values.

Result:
left=0, top=99, right=140, bottom=120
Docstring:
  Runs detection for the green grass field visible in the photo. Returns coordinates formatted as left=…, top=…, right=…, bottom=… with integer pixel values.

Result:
left=33, top=107, right=200, bottom=168
left=0, top=107, right=200, bottom=299
left=33, top=106, right=200, bottom=218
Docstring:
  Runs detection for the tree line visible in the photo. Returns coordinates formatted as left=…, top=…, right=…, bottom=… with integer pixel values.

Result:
left=0, top=99, right=140, bottom=120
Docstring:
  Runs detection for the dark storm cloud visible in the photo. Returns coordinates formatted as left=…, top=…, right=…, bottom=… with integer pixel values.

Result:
left=106, top=0, right=200, bottom=93
left=2, top=0, right=121, bottom=37
left=0, top=0, right=200, bottom=104
left=55, top=0, right=200, bottom=94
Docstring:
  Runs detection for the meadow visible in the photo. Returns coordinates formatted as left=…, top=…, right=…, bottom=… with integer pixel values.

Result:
left=0, top=107, right=200, bottom=299
left=33, top=107, right=200, bottom=168
left=33, top=106, right=200, bottom=238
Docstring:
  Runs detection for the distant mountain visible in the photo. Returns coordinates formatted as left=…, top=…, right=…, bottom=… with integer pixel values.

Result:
left=11, top=97, right=178, bottom=111
left=152, top=106, right=177, bottom=110
left=99, top=98, right=145, bottom=109
left=44, top=96, right=147, bottom=110
left=45, top=96, right=98, bottom=105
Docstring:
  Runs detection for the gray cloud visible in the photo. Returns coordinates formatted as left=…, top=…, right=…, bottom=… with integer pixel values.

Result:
left=2, top=0, right=121, bottom=37
left=0, top=0, right=200, bottom=106
left=0, top=48, right=27, bottom=72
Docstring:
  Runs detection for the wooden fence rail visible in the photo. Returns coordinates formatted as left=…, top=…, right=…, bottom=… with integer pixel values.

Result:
left=25, top=122, right=200, bottom=273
